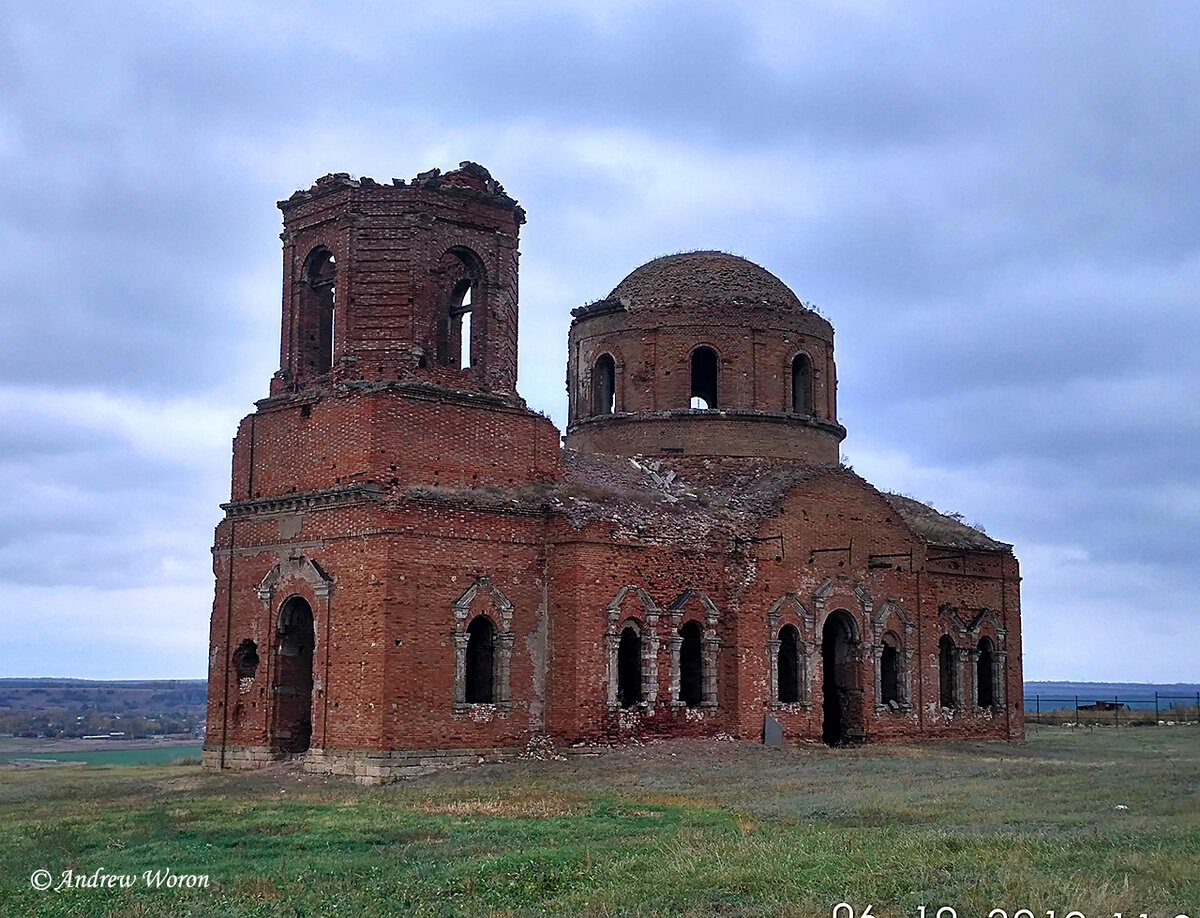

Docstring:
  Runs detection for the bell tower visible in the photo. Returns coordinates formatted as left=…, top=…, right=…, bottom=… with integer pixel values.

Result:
left=207, top=164, right=560, bottom=775
left=271, top=163, right=525, bottom=398
left=222, top=163, right=556, bottom=503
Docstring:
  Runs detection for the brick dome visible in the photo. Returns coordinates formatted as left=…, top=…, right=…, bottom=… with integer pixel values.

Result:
left=605, top=251, right=810, bottom=314
left=566, top=250, right=844, bottom=462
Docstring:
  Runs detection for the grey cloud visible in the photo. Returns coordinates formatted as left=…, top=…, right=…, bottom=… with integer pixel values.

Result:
left=1, top=1, right=1197, bottom=679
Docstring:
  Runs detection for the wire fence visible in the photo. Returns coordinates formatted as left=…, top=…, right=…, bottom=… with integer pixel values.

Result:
left=1026, top=692, right=1200, bottom=729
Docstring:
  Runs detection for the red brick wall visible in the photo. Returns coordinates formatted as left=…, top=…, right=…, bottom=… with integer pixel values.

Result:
left=565, top=300, right=844, bottom=461
left=208, top=411, right=1022, bottom=760
left=566, top=411, right=844, bottom=461
left=568, top=307, right=836, bottom=420
left=273, top=169, right=523, bottom=397
left=228, top=388, right=559, bottom=501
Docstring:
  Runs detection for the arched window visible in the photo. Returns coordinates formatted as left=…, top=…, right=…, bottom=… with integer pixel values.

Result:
left=938, top=635, right=958, bottom=708
left=679, top=620, right=703, bottom=707
left=436, top=248, right=484, bottom=370
left=791, top=353, right=812, bottom=415
left=690, top=346, right=718, bottom=410
left=976, top=637, right=995, bottom=708
left=593, top=353, right=616, bottom=416
left=465, top=615, right=495, bottom=704
left=300, top=247, right=336, bottom=375
left=777, top=625, right=800, bottom=703
left=617, top=624, right=642, bottom=708
left=880, top=634, right=900, bottom=706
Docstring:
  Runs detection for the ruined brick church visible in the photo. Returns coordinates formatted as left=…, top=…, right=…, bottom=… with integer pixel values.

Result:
left=204, top=163, right=1024, bottom=782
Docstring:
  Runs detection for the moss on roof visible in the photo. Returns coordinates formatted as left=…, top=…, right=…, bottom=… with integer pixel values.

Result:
left=881, top=492, right=1011, bottom=552
left=574, top=251, right=814, bottom=318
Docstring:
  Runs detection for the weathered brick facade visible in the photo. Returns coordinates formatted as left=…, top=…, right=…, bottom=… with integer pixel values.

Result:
left=204, top=164, right=1024, bottom=783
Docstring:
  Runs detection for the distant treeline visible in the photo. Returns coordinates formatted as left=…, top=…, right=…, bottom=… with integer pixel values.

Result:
left=1, top=677, right=1196, bottom=738
left=0, top=678, right=207, bottom=739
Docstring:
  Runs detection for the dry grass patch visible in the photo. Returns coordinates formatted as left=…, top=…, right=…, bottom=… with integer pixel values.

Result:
left=412, top=792, right=583, bottom=818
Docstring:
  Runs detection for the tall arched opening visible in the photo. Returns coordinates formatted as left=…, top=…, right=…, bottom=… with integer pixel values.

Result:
left=465, top=615, right=495, bottom=704
left=880, top=634, right=900, bottom=706
left=976, top=637, right=995, bottom=708
left=435, top=247, right=486, bottom=373
left=617, top=624, right=642, bottom=708
left=689, top=346, right=718, bottom=409
left=299, top=247, right=336, bottom=376
left=777, top=625, right=800, bottom=703
left=821, top=609, right=858, bottom=746
left=939, top=635, right=958, bottom=709
left=271, top=596, right=315, bottom=754
left=791, top=352, right=812, bottom=414
left=593, top=353, right=616, bottom=415
left=679, top=620, right=704, bottom=707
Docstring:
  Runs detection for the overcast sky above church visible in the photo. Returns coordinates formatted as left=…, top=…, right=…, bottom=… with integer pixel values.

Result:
left=0, top=1, right=1195, bottom=682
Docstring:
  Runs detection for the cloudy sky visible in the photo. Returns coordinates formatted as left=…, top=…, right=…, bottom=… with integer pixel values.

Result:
left=1, top=1, right=1196, bottom=682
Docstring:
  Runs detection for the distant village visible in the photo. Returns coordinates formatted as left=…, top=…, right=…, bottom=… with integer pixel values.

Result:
left=0, top=679, right=206, bottom=740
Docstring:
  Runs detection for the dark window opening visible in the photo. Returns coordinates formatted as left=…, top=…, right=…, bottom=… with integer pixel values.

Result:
left=465, top=615, right=495, bottom=704
left=593, top=353, right=616, bottom=415
left=939, top=636, right=958, bottom=708
left=690, top=346, right=718, bottom=410
left=977, top=637, right=995, bottom=708
left=881, top=639, right=899, bottom=706
left=791, top=353, right=812, bottom=414
left=679, top=620, right=703, bottom=707
left=232, top=639, right=259, bottom=680
left=821, top=610, right=857, bottom=746
left=617, top=625, right=642, bottom=708
left=271, top=596, right=315, bottom=754
left=778, top=625, right=799, bottom=703
left=300, top=248, right=336, bottom=375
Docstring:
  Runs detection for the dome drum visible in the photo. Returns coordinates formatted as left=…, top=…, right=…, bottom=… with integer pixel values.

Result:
left=567, top=408, right=846, bottom=461
left=565, top=251, right=844, bottom=462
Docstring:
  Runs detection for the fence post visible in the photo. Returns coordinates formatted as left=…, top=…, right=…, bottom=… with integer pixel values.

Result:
left=1075, top=695, right=1079, bottom=724
left=1036, top=694, right=1040, bottom=726
left=1155, top=691, right=1159, bottom=725
left=1114, top=695, right=1119, bottom=729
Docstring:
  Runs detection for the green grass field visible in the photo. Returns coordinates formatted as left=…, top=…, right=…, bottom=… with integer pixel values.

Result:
left=0, top=745, right=202, bottom=767
left=0, top=728, right=1196, bottom=918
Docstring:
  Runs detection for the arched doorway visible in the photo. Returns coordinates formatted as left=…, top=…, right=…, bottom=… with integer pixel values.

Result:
left=821, top=610, right=859, bottom=746
left=271, top=596, right=315, bottom=754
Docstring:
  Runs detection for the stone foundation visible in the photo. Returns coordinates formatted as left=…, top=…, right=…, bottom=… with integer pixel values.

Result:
left=204, top=744, right=525, bottom=784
